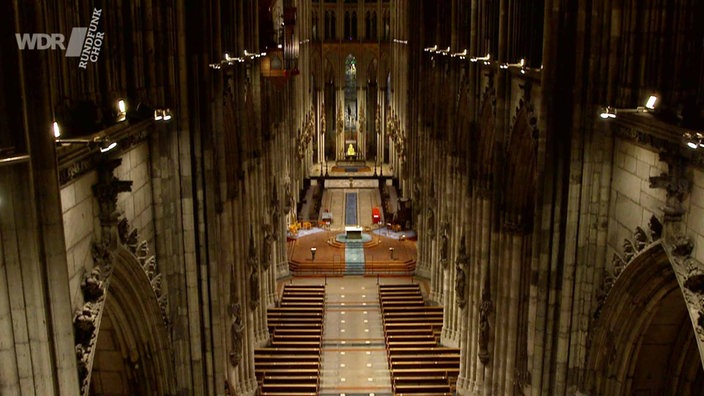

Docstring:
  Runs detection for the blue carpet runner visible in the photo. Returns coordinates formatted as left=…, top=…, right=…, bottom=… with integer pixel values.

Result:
left=344, top=241, right=365, bottom=275
left=345, top=192, right=357, bottom=225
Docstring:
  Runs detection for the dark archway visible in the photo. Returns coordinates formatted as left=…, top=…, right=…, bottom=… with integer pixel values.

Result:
left=90, top=247, right=175, bottom=395
left=585, top=243, right=704, bottom=396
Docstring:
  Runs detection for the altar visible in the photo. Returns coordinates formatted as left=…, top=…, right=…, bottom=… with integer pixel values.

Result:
left=345, top=226, right=363, bottom=240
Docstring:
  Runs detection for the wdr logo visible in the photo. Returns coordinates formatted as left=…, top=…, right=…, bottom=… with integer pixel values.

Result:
left=15, top=8, right=103, bottom=69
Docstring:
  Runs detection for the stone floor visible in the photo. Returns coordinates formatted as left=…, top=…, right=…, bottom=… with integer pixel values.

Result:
left=279, top=276, right=427, bottom=396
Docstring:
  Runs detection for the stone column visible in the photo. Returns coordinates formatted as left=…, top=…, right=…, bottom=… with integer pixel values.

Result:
left=0, top=1, right=80, bottom=393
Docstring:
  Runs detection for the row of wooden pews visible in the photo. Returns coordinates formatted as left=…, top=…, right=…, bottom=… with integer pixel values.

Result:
left=379, top=283, right=460, bottom=395
left=255, top=284, right=326, bottom=395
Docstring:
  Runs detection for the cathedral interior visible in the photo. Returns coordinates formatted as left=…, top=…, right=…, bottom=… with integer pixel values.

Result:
left=2, top=0, right=704, bottom=395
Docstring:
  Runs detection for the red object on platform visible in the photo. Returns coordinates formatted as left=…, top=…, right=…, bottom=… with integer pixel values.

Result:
left=372, top=207, right=381, bottom=224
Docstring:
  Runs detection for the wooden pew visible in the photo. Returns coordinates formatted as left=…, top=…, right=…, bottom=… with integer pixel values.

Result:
left=385, top=334, right=437, bottom=344
left=391, top=360, right=460, bottom=370
left=379, top=284, right=421, bottom=290
left=391, top=367, right=460, bottom=380
left=267, top=307, right=323, bottom=314
left=281, top=296, right=324, bottom=302
left=382, top=306, right=443, bottom=314
left=260, top=383, right=318, bottom=393
left=273, top=328, right=322, bottom=337
left=380, top=296, right=423, bottom=301
left=393, top=375, right=450, bottom=386
left=394, top=384, right=452, bottom=394
left=383, top=322, right=438, bottom=330
left=386, top=340, right=439, bottom=349
left=280, top=301, right=324, bottom=308
left=379, top=293, right=423, bottom=300
left=261, top=375, right=319, bottom=385
left=271, top=333, right=322, bottom=343
left=381, top=297, right=425, bottom=305
left=267, top=322, right=323, bottom=330
left=255, top=368, right=319, bottom=379
left=267, top=318, right=323, bottom=331
left=384, top=327, right=434, bottom=338
left=283, top=284, right=325, bottom=289
left=255, top=354, right=320, bottom=364
left=255, top=347, right=320, bottom=356
left=255, top=361, right=319, bottom=370
left=389, top=353, right=461, bottom=364
left=383, top=311, right=444, bottom=320
left=260, top=393, right=317, bottom=396
left=387, top=347, right=459, bottom=356
left=270, top=340, right=322, bottom=348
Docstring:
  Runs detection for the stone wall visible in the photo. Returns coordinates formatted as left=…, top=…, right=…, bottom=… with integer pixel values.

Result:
left=607, top=138, right=704, bottom=266
left=686, top=167, right=704, bottom=264
left=606, top=139, right=668, bottom=267
left=61, top=141, right=154, bottom=311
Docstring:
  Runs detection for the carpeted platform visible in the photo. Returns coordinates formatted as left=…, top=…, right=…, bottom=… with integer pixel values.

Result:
left=331, top=166, right=372, bottom=173
left=344, top=241, right=365, bottom=275
left=345, top=192, right=358, bottom=225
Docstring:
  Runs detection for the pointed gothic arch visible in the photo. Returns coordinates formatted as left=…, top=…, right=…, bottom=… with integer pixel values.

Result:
left=502, top=100, right=538, bottom=230
left=90, top=245, right=176, bottom=395
left=475, top=87, right=496, bottom=190
left=585, top=242, right=704, bottom=396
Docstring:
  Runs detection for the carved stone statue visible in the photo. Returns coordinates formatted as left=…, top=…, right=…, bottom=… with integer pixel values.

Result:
left=228, top=302, right=245, bottom=367
left=439, top=235, right=449, bottom=268
left=648, top=215, right=663, bottom=240
left=455, top=263, right=467, bottom=308
left=478, top=288, right=493, bottom=364
left=249, top=270, right=260, bottom=310
left=248, top=227, right=259, bottom=270
left=82, top=267, right=104, bottom=299
left=427, top=209, right=435, bottom=239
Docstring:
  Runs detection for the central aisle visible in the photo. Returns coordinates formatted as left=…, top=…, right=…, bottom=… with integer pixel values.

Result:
left=279, top=276, right=425, bottom=395
left=319, top=276, right=391, bottom=395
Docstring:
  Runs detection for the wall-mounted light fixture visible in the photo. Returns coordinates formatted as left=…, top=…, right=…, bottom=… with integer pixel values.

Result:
left=116, top=99, right=127, bottom=122
left=469, top=53, right=491, bottom=65
left=56, top=137, right=118, bottom=153
left=209, top=50, right=266, bottom=70
left=683, top=132, right=704, bottom=149
left=99, top=141, right=117, bottom=153
left=599, top=106, right=617, bottom=119
left=53, top=121, right=61, bottom=138
left=423, top=44, right=438, bottom=53
left=451, top=49, right=467, bottom=59
left=500, top=58, right=525, bottom=70
left=153, top=108, right=173, bottom=121
left=436, top=46, right=451, bottom=56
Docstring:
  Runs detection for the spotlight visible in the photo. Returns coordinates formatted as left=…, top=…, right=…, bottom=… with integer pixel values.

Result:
left=117, top=99, right=127, bottom=122
left=154, top=109, right=163, bottom=121
left=99, top=140, right=117, bottom=153
left=469, top=53, right=491, bottom=63
left=162, top=109, right=172, bottom=121
left=645, top=95, right=658, bottom=110
left=53, top=121, right=61, bottom=138
left=500, top=58, right=525, bottom=70
left=423, top=45, right=438, bottom=53
left=600, top=106, right=617, bottom=119
left=436, top=46, right=450, bottom=56
left=684, top=132, right=704, bottom=149
left=451, top=49, right=467, bottom=58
